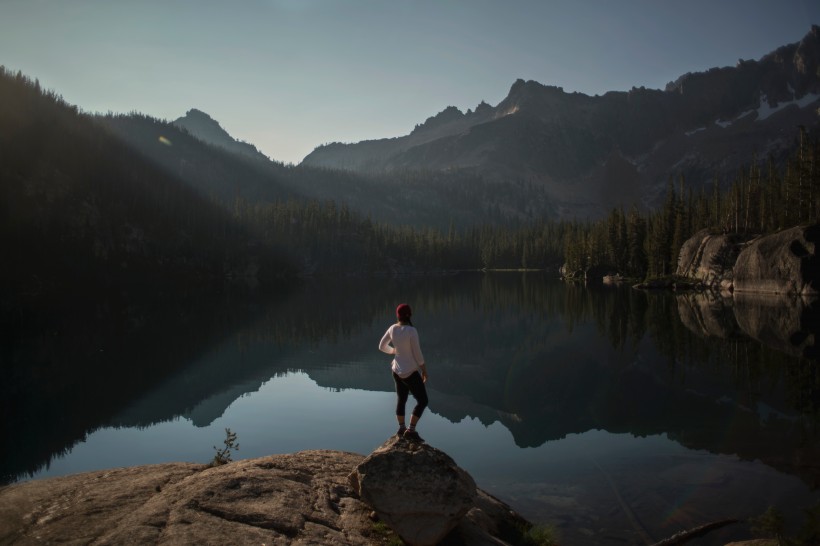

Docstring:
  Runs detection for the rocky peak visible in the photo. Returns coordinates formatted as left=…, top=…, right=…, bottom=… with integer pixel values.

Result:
left=412, top=105, right=465, bottom=134
left=474, top=100, right=493, bottom=115
left=494, top=78, right=575, bottom=119
left=173, top=108, right=268, bottom=161
left=174, top=108, right=228, bottom=139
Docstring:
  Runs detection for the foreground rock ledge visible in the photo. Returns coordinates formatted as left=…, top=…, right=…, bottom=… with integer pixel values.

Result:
left=350, top=436, right=479, bottom=546
left=0, top=449, right=527, bottom=545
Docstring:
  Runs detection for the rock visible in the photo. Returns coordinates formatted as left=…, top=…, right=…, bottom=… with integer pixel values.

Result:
left=0, top=452, right=375, bottom=545
left=726, top=538, right=780, bottom=546
left=733, top=224, right=820, bottom=295
left=676, top=228, right=751, bottom=289
left=0, top=448, right=527, bottom=546
left=602, top=273, right=628, bottom=285
left=348, top=436, right=478, bottom=546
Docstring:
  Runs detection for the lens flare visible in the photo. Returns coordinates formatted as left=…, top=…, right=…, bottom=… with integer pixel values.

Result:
left=158, top=136, right=172, bottom=146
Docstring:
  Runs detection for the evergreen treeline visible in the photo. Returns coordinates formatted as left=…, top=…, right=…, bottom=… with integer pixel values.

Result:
left=0, top=67, right=294, bottom=295
left=3, top=65, right=819, bottom=287
left=225, top=124, right=818, bottom=277
left=560, top=128, right=820, bottom=278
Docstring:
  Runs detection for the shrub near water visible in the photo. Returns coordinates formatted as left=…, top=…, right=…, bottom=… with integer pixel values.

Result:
left=210, top=428, right=239, bottom=467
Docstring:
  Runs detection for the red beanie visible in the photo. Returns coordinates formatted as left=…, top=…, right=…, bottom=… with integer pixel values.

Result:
left=396, top=303, right=412, bottom=320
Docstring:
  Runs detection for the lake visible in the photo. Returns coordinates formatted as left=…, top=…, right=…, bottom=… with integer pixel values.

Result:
left=3, top=273, right=819, bottom=545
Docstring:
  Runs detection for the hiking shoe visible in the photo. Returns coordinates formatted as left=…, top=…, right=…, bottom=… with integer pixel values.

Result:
left=402, top=429, right=424, bottom=442
left=395, top=426, right=407, bottom=438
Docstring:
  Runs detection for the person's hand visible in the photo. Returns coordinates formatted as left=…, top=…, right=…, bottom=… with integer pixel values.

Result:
left=421, top=369, right=428, bottom=383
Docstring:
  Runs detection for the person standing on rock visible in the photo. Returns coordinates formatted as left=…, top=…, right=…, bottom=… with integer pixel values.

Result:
left=378, top=303, right=429, bottom=442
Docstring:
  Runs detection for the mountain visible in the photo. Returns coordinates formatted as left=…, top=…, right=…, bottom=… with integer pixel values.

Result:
left=173, top=108, right=270, bottom=162
left=303, top=25, right=820, bottom=218
left=0, top=69, right=294, bottom=295
left=103, top=111, right=559, bottom=230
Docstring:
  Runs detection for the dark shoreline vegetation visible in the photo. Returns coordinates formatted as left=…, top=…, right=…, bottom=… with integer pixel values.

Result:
left=3, top=66, right=819, bottom=296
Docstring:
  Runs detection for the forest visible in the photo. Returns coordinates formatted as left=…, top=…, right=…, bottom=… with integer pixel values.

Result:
left=2, top=66, right=819, bottom=294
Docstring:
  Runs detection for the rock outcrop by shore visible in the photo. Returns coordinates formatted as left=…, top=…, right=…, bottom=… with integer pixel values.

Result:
left=676, top=228, right=751, bottom=292
left=350, top=436, right=480, bottom=545
left=0, top=443, right=528, bottom=545
left=733, top=224, right=820, bottom=295
left=674, top=224, right=820, bottom=295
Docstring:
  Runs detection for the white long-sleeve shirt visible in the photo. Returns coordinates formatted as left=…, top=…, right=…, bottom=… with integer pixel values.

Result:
left=378, top=323, right=425, bottom=378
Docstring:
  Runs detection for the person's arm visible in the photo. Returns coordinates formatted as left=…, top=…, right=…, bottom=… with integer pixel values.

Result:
left=378, top=327, right=395, bottom=355
left=411, top=330, right=427, bottom=381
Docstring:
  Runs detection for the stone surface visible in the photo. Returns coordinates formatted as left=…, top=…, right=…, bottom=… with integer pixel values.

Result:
left=676, top=228, right=750, bottom=288
left=349, top=436, right=478, bottom=546
left=0, top=448, right=527, bottom=546
left=733, top=224, right=820, bottom=295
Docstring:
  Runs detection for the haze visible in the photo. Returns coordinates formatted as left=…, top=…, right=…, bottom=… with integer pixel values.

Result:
left=0, top=0, right=817, bottom=164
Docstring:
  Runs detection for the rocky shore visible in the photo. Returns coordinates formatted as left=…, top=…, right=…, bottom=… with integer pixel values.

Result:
left=0, top=435, right=791, bottom=545
left=0, top=437, right=530, bottom=546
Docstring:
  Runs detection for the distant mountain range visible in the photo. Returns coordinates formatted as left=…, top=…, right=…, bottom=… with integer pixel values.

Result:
left=301, top=25, right=820, bottom=218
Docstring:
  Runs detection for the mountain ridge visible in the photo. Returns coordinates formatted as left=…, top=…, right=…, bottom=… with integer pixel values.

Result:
left=302, top=25, right=820, bottom=218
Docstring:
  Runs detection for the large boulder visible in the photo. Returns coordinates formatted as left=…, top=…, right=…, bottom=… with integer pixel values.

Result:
left=348, top=436, right=478, bottom=546
left=676, top=228, right=751, bottom=289
left=733, top=224, right=820, bottom=295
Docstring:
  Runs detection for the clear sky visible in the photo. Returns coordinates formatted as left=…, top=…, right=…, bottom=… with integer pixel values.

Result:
left=1, top=0, right=818, bottom=164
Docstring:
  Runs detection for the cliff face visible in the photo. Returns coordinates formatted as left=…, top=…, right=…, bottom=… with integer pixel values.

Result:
left=0, top=447, right=528, bottom=546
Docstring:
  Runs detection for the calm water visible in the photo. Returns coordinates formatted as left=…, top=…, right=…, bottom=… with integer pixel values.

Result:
left=3, top=273, right=820, bottom=545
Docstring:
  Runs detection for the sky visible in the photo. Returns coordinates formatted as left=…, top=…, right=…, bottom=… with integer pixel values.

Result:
left=1, top=0, right=818, bottom=165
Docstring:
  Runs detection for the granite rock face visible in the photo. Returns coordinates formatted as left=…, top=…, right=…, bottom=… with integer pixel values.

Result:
left=733, top=224, right=820, bottom=295
left=676, top=228, right=751, bottom=290
left=0, top=452, right=375, bottom=546
left=0, top=447, right=528, bottom=545
left=675, top=224, right=820, bottom=296
left=349, top=436, right=478, bottom=546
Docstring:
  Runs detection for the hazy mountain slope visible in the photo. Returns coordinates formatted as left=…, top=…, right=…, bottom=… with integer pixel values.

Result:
left=173, top=108, right=271, bottom=162
left=106, top=110, right=558, bottom=229
left=0, top=69, right=293, bottom=294
left=303, top=25, right=820, bottom=218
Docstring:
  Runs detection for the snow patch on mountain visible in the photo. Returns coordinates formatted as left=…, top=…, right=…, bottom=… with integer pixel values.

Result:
left=757, top=91, right=820, bottom=121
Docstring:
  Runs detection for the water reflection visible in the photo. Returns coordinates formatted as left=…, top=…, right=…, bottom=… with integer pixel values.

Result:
left=4, top=274, right=820, bottom=544
left=677, top=290, right=820, bottom=359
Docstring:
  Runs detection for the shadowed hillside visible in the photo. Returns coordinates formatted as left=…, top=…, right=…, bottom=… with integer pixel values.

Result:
left=0, top=68, right=295, bottom=296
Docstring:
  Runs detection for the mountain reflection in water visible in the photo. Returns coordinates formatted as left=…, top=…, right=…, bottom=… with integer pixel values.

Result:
left=3, top=273, right=819, bottom=545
